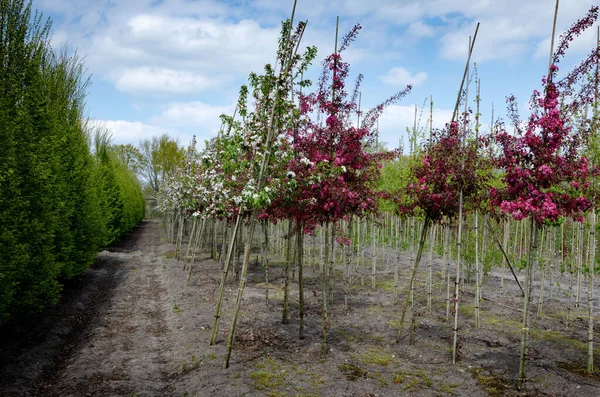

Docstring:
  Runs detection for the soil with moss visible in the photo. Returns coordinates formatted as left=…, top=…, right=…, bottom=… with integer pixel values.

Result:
left=1, top=219, right=599, bottom=396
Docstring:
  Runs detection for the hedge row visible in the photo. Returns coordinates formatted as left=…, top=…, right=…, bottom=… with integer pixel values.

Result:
left=0, top=0, right=145, bottom=324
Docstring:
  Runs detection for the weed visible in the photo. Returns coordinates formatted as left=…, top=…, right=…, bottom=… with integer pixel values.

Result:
left=251, top=357, right=285, bottom=391
left=360, top=347, right=393, bottom=366
left=468, top=367, right=507, bottom=397
left=392, top=372, right=405, bottom=384
left=338, top=363, right=368, bottom=381
left=402, top=376, right=421, bottom=391
left=250, top=370, right=285, bottom=390
left=369, top=371, right=388, bottom=387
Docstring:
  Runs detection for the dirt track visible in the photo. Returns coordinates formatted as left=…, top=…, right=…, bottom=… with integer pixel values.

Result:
left=1, top=219, right=599, bottom=396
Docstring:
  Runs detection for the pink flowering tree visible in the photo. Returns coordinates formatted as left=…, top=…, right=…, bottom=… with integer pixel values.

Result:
left=490, top=6, right=598, bottom=388
left=266, top=24, right=411, bottom=351
left=394, top=119, right=490, bottom=342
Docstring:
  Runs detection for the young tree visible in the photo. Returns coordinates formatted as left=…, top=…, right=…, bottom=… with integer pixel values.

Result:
left=490, top=6, right=599, bottom=388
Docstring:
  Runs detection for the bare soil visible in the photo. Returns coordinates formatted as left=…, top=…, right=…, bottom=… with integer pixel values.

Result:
left=1, top=219, right=599, bottom=396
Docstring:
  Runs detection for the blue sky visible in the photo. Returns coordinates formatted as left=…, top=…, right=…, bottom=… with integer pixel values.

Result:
left=34, top=0, right=599, bottom=151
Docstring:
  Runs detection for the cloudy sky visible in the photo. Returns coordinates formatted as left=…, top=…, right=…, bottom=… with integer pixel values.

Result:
left=35, top=0, right=599, bottom=151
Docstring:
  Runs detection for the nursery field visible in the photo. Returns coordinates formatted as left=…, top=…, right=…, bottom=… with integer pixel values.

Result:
left=1, top=219, right=599, bottom=397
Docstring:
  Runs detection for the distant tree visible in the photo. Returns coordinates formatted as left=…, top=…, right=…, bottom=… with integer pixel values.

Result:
left=138, top=134, right=185, bottom=194
left=112, top=143, right=144, bottom=173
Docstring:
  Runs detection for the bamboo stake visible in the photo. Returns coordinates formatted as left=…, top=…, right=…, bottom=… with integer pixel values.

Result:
left=474, top=78, right=481, bottom=329
left=321, top=222, right=331, bottom=356
left=587, top=25, right=599, bottom=375
left=518, top=219, right=540, bottom=389
left=209, top=213, right=242, bottom=345
left=427, top=225, right=436, bottom=313
left=185, top=217, right=198, bottom=260
left=297, top=222, right=305, bottom=340
left=396, top=216, right=431, bottom=342
left=371, top=215, right=377, bottom=290
left=186, top=216, right=206, bottom=286
left=587, top=210, right=596, bottom=374
left=282, top=221, right=293, bottom=324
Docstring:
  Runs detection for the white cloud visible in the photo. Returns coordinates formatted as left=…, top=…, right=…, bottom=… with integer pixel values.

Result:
left=114, top=67, right=223, bottom=94
left=89, top=119, right=172, bottom=144
left=379, top=67, right=428, bottom=87
left=407, top=21, right=435, bottom=38
left=376, top=104, right=455, bottom=149
left=534, top=22, right=598, bottom=61
left=96, top=15, right=279, bottom=75
left=437, top=0, right=597, bottom=63
left=153, top=101, right=234, bottom=131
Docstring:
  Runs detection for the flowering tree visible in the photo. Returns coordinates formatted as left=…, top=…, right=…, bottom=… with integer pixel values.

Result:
left=265, top=24, right=411, bottom=352
left=203, top=14, right=318, bottom=368
left=490, top=6, right=598, bottom=388
left=394, top=119, right=490, bottom=347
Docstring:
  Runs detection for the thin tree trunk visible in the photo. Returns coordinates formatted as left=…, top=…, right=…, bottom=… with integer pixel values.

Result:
left=427, top=225, right=436, bottom=313
left=576, top=222, right=584, bottom=308
left=185, top=217, right=198, bottom=261
left=474, top=209, right=481, bottom=328
left=452, top=189, right=464, bottom=365
left=262, top=220, right=270, bottom=311
left=445, top=225, right=452, bottom=321
left=518, top=219, right=539, bottom=390
left=282, top=220, right=293, bottom=324
left=501, top=219, right=510, bottom=289
left=209, top=213, right=242, bottom=345
left=371, top=215, right=377, bottom=290
left=297, top=222, right=305, bottom=340
left=223, top=215, right=258, bottom=368
left=538, top=228, right=554, bottom=318
left=321, top=222, right=331, bottom=357
left=211, top=218, right=218, bottom=260
left=186, top=216, right=206, bottom=286
left=176, top=212, right=185, bottom=260
left=587, top=209, right=595, bottom=374
left=396, top=216, right=431, bottom=342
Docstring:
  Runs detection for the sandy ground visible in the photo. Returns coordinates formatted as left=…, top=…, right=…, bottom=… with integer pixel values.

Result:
left=1, top=219, right=599, bottom=396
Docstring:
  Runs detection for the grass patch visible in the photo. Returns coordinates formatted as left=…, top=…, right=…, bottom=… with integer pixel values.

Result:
left=557, top=361, right=600, bottom=379
left=251, top=357, right=286, bottom=391
left=369, top=371, right=388, bottom=387
left=458, top=303, right=476, bottom=317
left=376, top=279, right=396, bottom=292
left=251, top=370, right=285, bottom=390
left=162, top=250, right=176, bottom=258
left=531, top=328, right=600, bottom=357
left=360, top=347, right=393, bottom=366
left=338, top=363, right=368, bottom=381
left=392, top=371, right=406, bottom=384
left=468, top=367, right=508, bottom=397
left=172, top=302, right=181, bottom=314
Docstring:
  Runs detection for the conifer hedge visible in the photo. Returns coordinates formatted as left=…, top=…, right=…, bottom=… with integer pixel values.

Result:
left=0, top=0, right=145, bottom=324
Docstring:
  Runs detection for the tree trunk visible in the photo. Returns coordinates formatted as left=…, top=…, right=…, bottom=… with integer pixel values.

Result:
left=282, top=220, right=293, bottom=324
left=209, top=213, right=242, bottom=345
left=321, top=222, right=331, bottom=357
left=223, top=214, right=258, bottom=368
left=452, top=189, right=464, bottom=365
left=297, top=222, right=305, bottom=340
left=518, top=218, right=540, bottom=390
left=396, top=216, right=431, bottom=342
left=587, top=210, right=595, bottom=374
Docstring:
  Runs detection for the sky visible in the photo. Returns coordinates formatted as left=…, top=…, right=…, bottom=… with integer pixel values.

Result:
left=33, top=0, right=600, bottom=152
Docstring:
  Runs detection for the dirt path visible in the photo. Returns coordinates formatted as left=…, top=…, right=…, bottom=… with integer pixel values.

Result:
left=1, top=219, right=599, bottom=396
left=0, top=220, right=177, bottom=396
left=38, top=220, right=178, bottom=396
